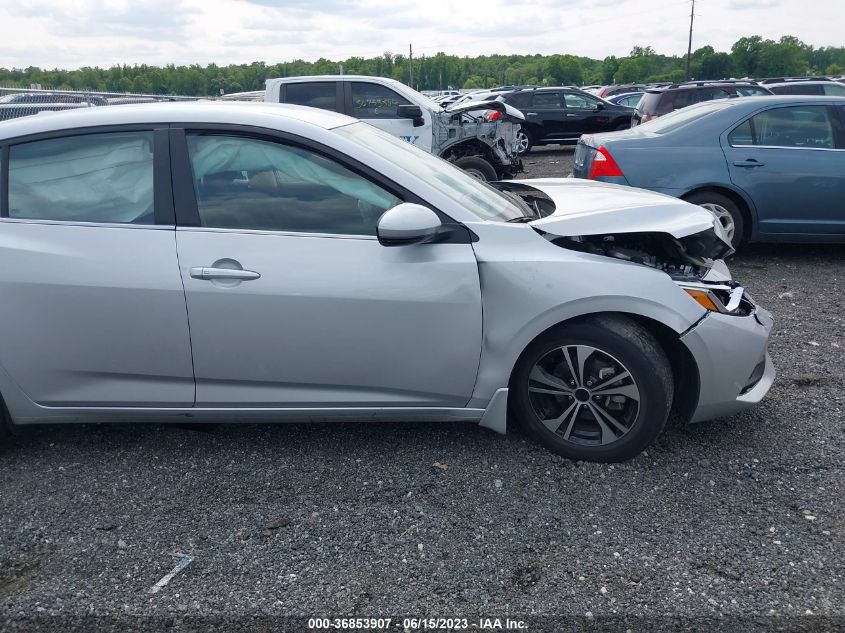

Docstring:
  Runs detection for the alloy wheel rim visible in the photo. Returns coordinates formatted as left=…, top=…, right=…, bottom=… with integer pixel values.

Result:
left=700, top=203, right=736, bottom=243
left=528, top=345, right=640, bottom=446
left=516, top=132, right=530, bottom=154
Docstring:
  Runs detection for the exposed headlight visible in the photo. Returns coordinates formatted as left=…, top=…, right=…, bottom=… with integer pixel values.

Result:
left=679, top=282, right=749, bottom=315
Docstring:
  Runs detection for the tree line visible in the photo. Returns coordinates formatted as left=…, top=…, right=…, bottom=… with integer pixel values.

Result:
left=1, top=35, right=843, bottom=96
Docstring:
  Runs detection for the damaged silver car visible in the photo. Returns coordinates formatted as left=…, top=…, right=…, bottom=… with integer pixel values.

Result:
left=264, top=75, right=524, bottom=181
left=0, top=102, right=774, bottom=462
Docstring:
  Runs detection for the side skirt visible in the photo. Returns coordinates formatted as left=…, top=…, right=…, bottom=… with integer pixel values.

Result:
left=11, top=406, right=488, bottom=426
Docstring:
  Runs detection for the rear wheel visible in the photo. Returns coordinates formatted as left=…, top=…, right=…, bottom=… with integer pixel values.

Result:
left=510, top=316, right=673, bottom=462
left=515, top=128, right=533, bottom=155
left=684, top=191, right=745, bottom=249
left=452, top=155, right=498, bottom=182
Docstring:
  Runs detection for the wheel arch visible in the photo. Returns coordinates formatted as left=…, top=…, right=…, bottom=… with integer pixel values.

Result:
left=505, top=310, right=700, bottom=425
left=681, top=185, right=756, bottom=243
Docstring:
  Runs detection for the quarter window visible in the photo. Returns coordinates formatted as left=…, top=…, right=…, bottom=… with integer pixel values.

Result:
left=8, top=131, right=155, bottom=224
left=284, top=82, right=339, bottom=112
left=350, top=82, right=410, bottom=119
left=186, top=134, right=402, bottom=235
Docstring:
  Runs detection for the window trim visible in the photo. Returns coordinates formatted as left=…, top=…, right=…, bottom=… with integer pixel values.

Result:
left=168, top=124, right=472, bottom=242
left=0, top=124, right=174, bottom=226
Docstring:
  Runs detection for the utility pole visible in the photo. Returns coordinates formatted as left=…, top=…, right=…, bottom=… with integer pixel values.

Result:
left=685, top=0, right=695, bottom=81
left=409, top=44, right=414, bottom=89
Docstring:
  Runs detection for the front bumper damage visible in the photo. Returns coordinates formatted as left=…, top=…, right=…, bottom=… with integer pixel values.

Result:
left=681, top=303, right=775, bottom=422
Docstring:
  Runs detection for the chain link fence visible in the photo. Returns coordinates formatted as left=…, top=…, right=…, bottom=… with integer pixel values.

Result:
left=0, top=87, right=202, bottom=122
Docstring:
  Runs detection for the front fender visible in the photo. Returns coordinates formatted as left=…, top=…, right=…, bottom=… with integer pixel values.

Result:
left=466, top=232, right=706, bottom=406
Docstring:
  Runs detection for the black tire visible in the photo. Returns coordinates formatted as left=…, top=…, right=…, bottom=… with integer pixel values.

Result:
left=452, top=155, right=498, bottom=181
left=683, top=191, right=745, bottom=249
left=613, top=120, right=631, bottom=131
left=515, top=127, right=534, bottom=155
left=0, top=400, right=10, bottom=449
left=510, top=315, right=673, bottom=463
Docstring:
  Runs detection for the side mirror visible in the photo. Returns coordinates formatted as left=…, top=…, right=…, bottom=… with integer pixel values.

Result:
left=398, top=104, right=423, bottom=119
left=377, top=203, right=442, bottom=246
left=596, top=102, right=605, bottom=110
left=398, top=104, right=425, bottom=127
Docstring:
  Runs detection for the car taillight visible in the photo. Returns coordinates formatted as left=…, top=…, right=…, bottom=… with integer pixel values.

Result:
left=484, top=110, right=502, bottom=121
left=641, top=113, right=656, bottom=123
left=587, top=146, right=624, bottom=179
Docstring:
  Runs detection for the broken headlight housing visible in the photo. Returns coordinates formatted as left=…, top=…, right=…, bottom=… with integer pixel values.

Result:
left=677, top=281, right=754, bottom=316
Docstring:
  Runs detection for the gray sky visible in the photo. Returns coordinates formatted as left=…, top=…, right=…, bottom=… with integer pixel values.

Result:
left=0, top=0, right=840, bottom=69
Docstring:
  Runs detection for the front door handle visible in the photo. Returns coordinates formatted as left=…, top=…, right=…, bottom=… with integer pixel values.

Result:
left=733, top=159, right=765, bottom=167
left=190, top=267, right=261, bottom=281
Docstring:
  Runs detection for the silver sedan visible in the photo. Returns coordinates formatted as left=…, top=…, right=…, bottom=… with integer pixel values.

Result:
left=0, top=102, right=774, bottom=462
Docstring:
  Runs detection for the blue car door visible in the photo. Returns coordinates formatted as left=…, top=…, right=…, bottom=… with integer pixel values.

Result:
left=721, top=103, right=845, bottom=239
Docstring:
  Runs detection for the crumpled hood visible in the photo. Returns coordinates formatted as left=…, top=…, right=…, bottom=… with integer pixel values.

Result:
left=445, top=99, right=525, bottom=122
left=516, top=177, right=727, bottom=241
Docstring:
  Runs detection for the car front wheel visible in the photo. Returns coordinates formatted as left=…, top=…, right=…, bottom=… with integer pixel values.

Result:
left=510, top=316, right=673, bottom=462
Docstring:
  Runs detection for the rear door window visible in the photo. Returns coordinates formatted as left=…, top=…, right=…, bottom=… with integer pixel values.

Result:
left=730, top=106, right=835, bottom=149
left=284, top=82, right=339, bottom=112
left=533, top=92, right=562, bottom=108
left=507, top=91, right=533, bottom=109
left=8, top=131, right=156, bottom=224
left=350, top=82, right=410, bottom=119
left=769, top=84, right=824, bottom=96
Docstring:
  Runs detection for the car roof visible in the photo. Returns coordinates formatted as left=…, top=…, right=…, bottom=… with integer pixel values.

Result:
left=645, top=81, right=762, bottom=93
left=0, top=101, right=356, bottom=140
left=657, top=94, right=845, bottom=115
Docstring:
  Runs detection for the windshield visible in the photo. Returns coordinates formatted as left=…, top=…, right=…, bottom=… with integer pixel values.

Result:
left=637, top=100, right=734, bottom=133
left=334, top=122, right=525, bottom=222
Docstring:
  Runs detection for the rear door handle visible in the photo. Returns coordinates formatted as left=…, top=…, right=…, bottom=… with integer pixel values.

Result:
left=733, top=159, right=765, bottom=167
left=190, top=267, right=261, bottom=281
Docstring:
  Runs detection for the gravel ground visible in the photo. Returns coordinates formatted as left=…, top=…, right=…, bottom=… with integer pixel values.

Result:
left=0, top=149, right=843, bottom=632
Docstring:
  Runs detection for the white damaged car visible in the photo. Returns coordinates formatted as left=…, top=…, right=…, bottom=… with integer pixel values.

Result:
left=0, top=102, right=774, bottom=462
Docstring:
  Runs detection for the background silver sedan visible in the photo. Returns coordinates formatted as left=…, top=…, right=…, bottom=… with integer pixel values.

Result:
left=0, top=102, right=774, bottom=462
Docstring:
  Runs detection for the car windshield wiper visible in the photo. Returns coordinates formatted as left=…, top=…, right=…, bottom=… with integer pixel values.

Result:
left=507, top=216, right=534, bottom=223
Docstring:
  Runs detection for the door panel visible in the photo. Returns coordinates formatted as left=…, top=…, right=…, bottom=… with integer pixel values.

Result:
left=175, top=131, right=482, bottom=407
left=0, top=129, right=193, bottom=407
left=177, top=231, right=482, bottom=406
left=562, top=91, right=610, bottom=135
left=0, top=223, right=194, bottom=406
left=524, top=91, right=565, bottom=141
left=723, top=105, right=845, bottom=236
